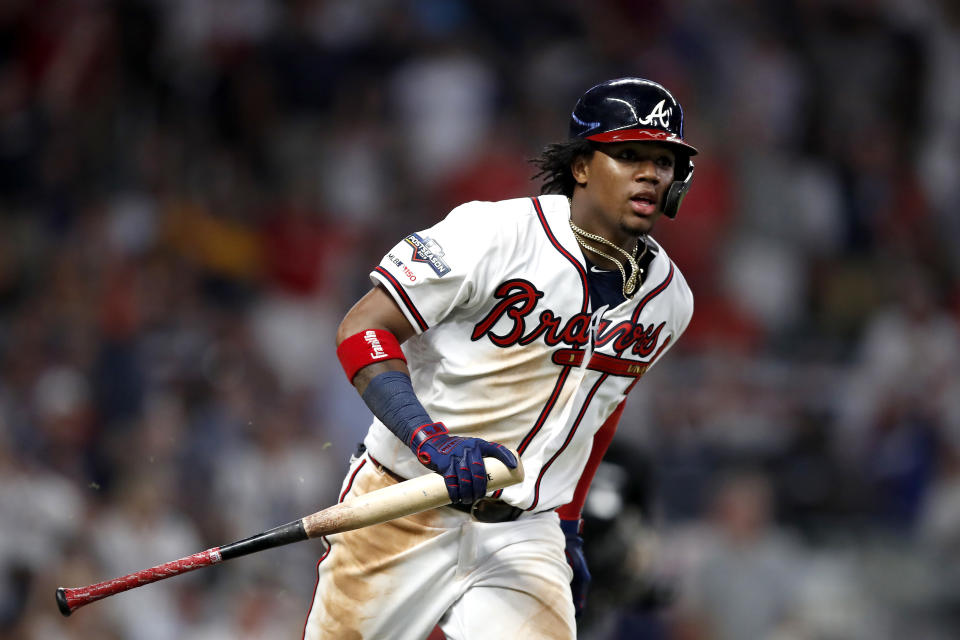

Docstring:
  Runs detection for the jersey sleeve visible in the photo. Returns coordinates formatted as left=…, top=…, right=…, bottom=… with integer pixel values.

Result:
left=370, top=201, right=515, bottom=334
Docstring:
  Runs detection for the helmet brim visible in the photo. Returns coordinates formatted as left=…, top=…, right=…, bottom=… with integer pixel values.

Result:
left=585, top=128, right=699, bottom=155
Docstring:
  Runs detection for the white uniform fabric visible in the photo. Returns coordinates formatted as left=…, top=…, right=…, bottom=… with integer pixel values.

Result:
left=304, top=195, right=693, bottom=640
left=304, top=455, right=576, bottom=640
left=365, top=194, right=693, bottom=513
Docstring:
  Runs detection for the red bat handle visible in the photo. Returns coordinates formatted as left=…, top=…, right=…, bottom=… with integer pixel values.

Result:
left=56, top=548, right=222, bottom=616
left=56, top=519, right=308, bottom=617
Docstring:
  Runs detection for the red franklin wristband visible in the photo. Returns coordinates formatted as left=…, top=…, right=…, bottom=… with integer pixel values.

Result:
left=337, top=329, right=406, bottom=383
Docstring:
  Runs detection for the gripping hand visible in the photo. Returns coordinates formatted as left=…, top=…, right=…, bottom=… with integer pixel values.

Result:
left=560, top=518, right=591, bottom=617
left=410, top=422, right=517, bottom=505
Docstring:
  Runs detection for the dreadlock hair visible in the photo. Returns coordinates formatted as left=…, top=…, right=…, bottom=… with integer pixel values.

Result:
left=530, top=138, right=595, bottom=198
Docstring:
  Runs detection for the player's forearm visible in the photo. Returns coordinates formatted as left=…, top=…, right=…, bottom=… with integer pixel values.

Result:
left=336, top=326, right=430, bottom=444
left=360, top=370, right=434, bottom=445
left=351, top=359, right=409, bottom=396
left=335, top=286, right=433, bottom=446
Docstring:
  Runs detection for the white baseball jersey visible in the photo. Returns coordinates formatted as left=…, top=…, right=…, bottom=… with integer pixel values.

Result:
left=364, top=194, right=693, bottom=512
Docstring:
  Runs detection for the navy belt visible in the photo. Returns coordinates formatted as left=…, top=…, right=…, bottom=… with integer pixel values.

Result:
left=448, top=498, right=524, bottom=523
left=362, top=445, right=524, bottom=523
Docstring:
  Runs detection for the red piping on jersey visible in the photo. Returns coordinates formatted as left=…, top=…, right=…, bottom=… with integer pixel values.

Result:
left=301, top=537, right=333, bottom=640
left=303, top=456, right=366, bottom=635
left=530, top=197, right=590, bottom=310
left=373, top=266, right=429, bottom=332
left=527, top=374, right=608, bottom=511
left=515, top=197, right=589, bottom=457
left=527, top=259, right=678, bottom=508
left=557, top=401, right=625, bottom=521
left=338, top=458, right=367, bottom=503
left=494, top=198, right=589, bottom=499
left=517, top=367, right=573, bottom=455
left=627, top=262, right=675, bottom=327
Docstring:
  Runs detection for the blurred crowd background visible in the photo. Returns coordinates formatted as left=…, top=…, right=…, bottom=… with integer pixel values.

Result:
left=0, top=0, right=958, bottom=638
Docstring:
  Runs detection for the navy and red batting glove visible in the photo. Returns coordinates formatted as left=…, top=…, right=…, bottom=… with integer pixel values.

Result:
left=410, top=422, right=517, bottom=505
left=560, top=518, right=591, bottom=617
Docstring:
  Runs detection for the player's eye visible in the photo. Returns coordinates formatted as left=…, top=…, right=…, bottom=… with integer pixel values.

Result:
left=656, top=155, right=674, bottom=168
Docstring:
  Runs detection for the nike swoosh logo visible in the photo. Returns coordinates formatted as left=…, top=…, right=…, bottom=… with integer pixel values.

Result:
left=589, top=266, right=610, bottom=273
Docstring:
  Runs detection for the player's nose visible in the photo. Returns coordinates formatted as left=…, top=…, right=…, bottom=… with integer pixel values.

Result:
left=633, top=159, right=660, bottom=182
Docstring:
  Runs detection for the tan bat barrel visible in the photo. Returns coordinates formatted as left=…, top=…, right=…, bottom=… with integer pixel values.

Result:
left=302, top=453, right=524, bottom=538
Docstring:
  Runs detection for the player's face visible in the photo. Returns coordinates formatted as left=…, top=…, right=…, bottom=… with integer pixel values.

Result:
left=571, top=141, right=676, bottom=244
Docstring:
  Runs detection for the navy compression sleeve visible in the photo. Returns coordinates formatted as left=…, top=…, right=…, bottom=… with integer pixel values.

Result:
left=360, top=370, right=432, bottom=445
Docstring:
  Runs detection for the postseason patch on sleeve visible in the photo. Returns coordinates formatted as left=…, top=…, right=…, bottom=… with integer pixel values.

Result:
left=404, top=233, right=451, bottom=277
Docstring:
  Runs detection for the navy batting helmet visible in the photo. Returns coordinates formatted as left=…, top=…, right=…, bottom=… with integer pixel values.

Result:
left=570, top=78, right=697, bottom=218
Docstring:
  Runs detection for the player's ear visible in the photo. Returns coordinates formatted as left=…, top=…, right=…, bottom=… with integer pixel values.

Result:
left=570, top=155, right=589, bottom=186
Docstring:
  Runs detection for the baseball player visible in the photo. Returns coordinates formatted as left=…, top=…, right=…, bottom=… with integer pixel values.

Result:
left=303, top=77, right=696, bottom=639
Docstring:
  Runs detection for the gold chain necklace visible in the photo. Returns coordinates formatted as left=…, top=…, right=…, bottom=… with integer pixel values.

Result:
left=568, top=217, right=648, bottom=297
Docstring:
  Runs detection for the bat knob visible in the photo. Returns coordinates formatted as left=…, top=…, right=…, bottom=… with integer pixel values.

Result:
left=56, top=587, right=73, bottom=617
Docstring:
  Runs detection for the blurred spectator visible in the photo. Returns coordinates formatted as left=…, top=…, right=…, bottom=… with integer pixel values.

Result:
left=86, top=469, right=200, bottom=640
left=840, top=266, right=960, bottom=473
left=388, top=36, right=498, bottom=187
left=919, top=437, right=960, bottom=552
left=668, top=470, right=803, bottom=640
left=0, top=430, right=83, bottom=632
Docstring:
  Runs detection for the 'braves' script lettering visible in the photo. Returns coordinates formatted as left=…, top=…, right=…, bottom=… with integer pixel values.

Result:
left=471, top=278, right=667, bottom=356
left=471, top=279, right=544, bottom=346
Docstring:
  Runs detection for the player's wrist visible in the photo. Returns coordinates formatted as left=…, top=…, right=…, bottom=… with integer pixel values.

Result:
left=360, top=371, right=433, bottom=446
left=409, top=422, right=448, bottom=448
left=409, top=422, right=449, bottom=464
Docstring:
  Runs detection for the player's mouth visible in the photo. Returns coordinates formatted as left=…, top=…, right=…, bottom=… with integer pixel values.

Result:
left=629, top=193, right=659, bottom=216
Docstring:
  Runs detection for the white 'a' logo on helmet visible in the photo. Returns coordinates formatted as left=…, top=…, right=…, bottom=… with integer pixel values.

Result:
left=637, top=99, right=672, bottom=128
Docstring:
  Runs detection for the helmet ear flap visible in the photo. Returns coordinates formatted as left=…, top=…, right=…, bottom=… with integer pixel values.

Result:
left=663, top=159, right=694, bottom=219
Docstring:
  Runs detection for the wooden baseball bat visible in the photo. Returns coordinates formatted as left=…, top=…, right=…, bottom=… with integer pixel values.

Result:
left=56, top=453, right=523, bottom=616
